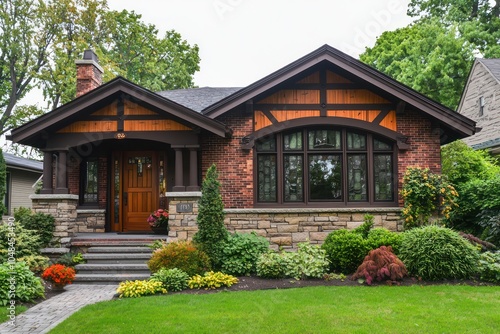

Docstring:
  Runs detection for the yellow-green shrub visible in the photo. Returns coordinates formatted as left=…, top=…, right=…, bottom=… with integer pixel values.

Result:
left=116, top=280, right=167, bottom=298
left=188, top=271, right=238, bottom=290
left=147, top=241, right=211, bottom=276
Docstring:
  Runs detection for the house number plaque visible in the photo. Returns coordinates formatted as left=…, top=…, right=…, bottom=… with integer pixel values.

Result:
left=176, top=203, right=193, bottom=213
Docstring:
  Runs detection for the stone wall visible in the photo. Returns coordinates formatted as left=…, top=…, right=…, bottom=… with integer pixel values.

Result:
left=30, top=194, right=78, bottom=244
left=75, top=209, right=106, bottom=233
left=166, top=193, right=403, bottom=249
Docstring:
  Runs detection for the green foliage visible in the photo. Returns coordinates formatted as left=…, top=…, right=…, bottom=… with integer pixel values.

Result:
left=352, top=214, right=374, bottom=238
left=116, top=280, right=167, bottom=298
left=441, top=140, right=500, bottom=186
left=147, top=239, right=167, bottom=251
left=193, top=164, right=229, bottom=269
left=256, top=242, right=329, bottom=279
left=220, top=232, right=270, bottom=276
left=323, top=273, right=346, bottom=281
left=150, top=268, right=189, bottom=292
left=255, top=251, right=287, bottom=279
left=188, top=271, right=238, bottom=290
left=366, top=228, right=404, bottom=254
left=0, top=224, right=42, bottom=262
left=351, top=246, right=408, bottom=285
left=360, top=19, right=474, bottom=109
left=147, top=241, right=211, bottom=276
left=478, top=251, right=500, bottom=283
left=399, top=226, right=480, bottom=280
left=322, top=229, right=369, bottom=274
left=15, top=208, right=55, bottom=247
left=17, top=255, right=50, bottom=274
left=55, top=252, right=85, bottom=267
left=282, top=242, right=330, bottom=279
left=401, top=167, right=458, bottom=228
left=0, top=261, right=44, bottom=306
left=0, top=149, right=6, bottom=215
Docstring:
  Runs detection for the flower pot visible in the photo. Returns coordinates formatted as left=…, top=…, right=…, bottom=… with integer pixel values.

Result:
left=51, top=283, right=66, bottom=291
left=151, top=226, right=169, bottom=235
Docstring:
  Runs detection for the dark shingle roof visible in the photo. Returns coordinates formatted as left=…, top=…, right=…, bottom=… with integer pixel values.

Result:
left=478, top=59, right=500, bottom=82
left=157, top=87, right=242, bottom=112
left=4, top=152, right=43, bottom=172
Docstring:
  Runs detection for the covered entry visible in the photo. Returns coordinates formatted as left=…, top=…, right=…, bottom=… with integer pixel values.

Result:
left=8, top=76, right=231, bottom=233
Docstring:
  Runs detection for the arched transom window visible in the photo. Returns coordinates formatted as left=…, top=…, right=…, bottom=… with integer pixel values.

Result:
left=255, top=127, right=396, bottom=206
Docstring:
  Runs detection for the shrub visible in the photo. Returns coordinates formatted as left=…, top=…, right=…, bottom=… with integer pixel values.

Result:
left=322, top=229, right=369, bottom=274
left=0, top=149, right=6, bottom=215
left=147, top=241, right=211, bottom=276
left=55, top=252, right=86, bottom=267
left=256, top=242, right=329, bottom=279
left=147, top=239, right=167, bottom=251
left=15, top=208, right=55, bottom=247
left=351, top=246, right=407, bottom=285
left=256, top=251, right=287, bottom=279
left=0, top=261, right=44, bottom=306
left=478, top=251, right=500, bottom=283
left=193, top=164, right=229, bottom=269
left=116, top=280, right=167, bottom=298
left=366, top=228, right=404, bottom=254
left=17, top=255, right=50, bottom=274
left=353, top=214, right=374, bottom=238
left=401, top=167, right=458, bottom=228
left=221, top=232, right=270, bottom=276
left=188, top=271, right=238, bottom=290
left=399, top=225, right=480, bottom=280
left=150, top=268, right=189, bottom=292
left=282, top=242, right=329, bottom=279
left=41, top=264, right=76, bottom=286
left=459, top=232, right=496, bottom=251
left=0, top=224, right=42, bottom=262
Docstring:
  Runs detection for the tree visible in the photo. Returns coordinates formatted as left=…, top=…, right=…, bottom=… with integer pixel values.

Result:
left=0, top=0, right=200, bottom=141
left=193, top=164, right=229, bottom=269
left=360, top=19, right=474, bottom=109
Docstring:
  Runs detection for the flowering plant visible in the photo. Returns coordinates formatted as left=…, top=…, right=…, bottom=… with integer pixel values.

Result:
left=147, top=209, right=169, bottom=228
left=41, top=264, right=76, bottom=287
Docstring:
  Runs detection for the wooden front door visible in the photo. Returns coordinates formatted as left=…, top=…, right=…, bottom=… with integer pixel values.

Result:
left=122, top=151, right=158, bottom=232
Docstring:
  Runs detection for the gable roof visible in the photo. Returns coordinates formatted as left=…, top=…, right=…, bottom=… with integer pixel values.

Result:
left=158, top=87, right=242, bottom=113
left=478, top=58, right=500, bottom=82
left=9, top=77, right=232, bottom=147
left=4, top=153, right=42, bottom=173
left=202, top=44, right=476, bottom=141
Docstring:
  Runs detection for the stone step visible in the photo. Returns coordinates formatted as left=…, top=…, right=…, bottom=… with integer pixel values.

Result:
left=72, top=240, right=161, bottom=247
left=83, top=253, right=152, bottom=264
left=74, top=273, right=151, bottom=285
left=75, top=263, right=150, bottom=275
left=87, top=246, right=153, bottom=254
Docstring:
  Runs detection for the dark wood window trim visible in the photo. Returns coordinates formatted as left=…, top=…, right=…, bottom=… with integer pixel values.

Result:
left=254, top=127, right=398, bottom=208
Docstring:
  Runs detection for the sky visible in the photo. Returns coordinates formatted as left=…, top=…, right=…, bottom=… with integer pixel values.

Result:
left=106, top=0, right=414, bottom=88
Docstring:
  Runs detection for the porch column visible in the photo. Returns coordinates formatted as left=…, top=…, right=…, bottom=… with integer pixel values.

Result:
left=187, top=147, right=200, bottom=191
left=55, top=150, right=69, bottom=194
left=172, top=147, right=185, bottom=191
left=41, top=151, right=53, bottom=194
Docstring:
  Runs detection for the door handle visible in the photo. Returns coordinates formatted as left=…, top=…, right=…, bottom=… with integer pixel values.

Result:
left=123, top=192, right=128, bottom=206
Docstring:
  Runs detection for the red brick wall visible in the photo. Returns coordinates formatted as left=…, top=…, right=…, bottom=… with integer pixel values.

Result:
left=68, top=156, right=80, bottom=195
left=201, top=108, right=442, bottom=209
left=201, top=108, right=254, bottom=208
left=76, top=63, right=102, bottom=97
left=396, top=109, right=442, bottom=205
left=98, top=157, right=107, bottom=209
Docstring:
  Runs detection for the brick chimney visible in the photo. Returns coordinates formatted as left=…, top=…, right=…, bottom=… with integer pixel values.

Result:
left=75, top=50, right=103, bottom=97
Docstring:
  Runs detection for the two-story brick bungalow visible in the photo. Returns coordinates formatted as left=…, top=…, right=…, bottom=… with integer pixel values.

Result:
left=9, top=45, right=476, bottom=248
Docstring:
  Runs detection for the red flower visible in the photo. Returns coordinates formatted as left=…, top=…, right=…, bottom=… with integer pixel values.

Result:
left=42, top=264, right=76, bottom=286
left=147, top=209, right=169, bottom=228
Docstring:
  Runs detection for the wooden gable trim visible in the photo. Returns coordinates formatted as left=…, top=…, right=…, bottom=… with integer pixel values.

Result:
left=9, top=77, right=231, bottom=148
left=203, top=45, right=476, bottom=141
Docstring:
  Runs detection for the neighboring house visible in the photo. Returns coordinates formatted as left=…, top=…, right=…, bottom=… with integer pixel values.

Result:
left=457, top=58, right=500, bottom=155
left=4, top=152, right=43, bottom=215
left=7, top=46, right=476, bottom=247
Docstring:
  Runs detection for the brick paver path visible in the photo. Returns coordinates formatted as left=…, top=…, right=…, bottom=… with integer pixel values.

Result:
left=0, top=284, right=117, bottom=334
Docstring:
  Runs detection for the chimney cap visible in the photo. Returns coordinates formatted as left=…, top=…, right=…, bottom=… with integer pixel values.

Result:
left=83, top=50, right=98, bottom=62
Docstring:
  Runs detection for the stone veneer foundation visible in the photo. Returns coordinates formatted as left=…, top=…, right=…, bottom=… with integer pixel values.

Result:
left=166, top=193, right=403, bottom=249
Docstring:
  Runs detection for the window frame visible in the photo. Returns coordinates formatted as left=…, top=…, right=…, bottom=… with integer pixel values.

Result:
left=79, top=158, right=99, bottom=206
left=254, top=127, right=397, bottom=207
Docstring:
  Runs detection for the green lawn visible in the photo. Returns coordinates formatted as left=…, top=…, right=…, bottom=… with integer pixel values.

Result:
left=50, top=285, right=500, bottom=334
left=0, top=305, right=27, bottom=324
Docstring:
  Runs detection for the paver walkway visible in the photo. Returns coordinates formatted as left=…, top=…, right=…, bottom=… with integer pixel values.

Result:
left=0, top=284, right=117, bottom=334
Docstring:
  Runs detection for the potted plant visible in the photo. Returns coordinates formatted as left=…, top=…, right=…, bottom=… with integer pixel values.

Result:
left=147, top=209, right=169, bottom=234
left=41, top=264, right=76, bottom=290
